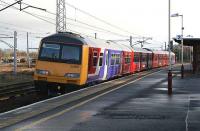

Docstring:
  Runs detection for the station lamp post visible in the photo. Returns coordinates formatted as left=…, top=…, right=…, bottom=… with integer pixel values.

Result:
left=168, top=0, right=172, bottom=95
left=171, top=13, right=184, bottom=79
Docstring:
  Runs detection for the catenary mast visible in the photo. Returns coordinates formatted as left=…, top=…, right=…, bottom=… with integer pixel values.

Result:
left=56, top=0, right=66, bottom=32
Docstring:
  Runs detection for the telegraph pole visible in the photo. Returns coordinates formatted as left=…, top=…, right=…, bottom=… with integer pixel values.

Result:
left=13, top=31, right=17, bottom=75
left=130, top=36, right=133, bottom=47
left=181, top=15, right=184, bottom=79
left=27, top=32, right=30, bottom=68
left=56, top=0, right=66, bottom=32
left=95, top=33, right=97, bottom=39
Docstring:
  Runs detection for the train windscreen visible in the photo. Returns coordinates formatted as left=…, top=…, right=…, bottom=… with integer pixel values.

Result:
left=39, top=42, right=82, bottom=64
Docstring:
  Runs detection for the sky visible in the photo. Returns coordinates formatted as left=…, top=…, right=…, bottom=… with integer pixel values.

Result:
left=0, top=0, right=199, bottom=50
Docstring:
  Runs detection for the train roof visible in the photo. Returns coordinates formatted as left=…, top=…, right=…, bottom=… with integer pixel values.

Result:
left=153, top=50, right=167, bottom=54
left=132, top=47, right=152, bottom=53
left=41, top=32, right=175, bottom=55
left=153, top=50, right=175, bottom=56
left=42, top=32, right=132, bottom=52
left=84, top=37, right=132, bottom=52
left=41, top=32, right=86, bottom=45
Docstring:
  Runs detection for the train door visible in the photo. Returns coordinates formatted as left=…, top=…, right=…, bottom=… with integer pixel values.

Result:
left=120, top=52, right=123, bottom=74
left=149, top=53, right=152, bottom=69
left=102, top=50, right=108, bottom=80
left=130, top=51, right=134, bottom=73
left=88, top=47, right=101, bottom=77
left=140, top=52, right=142, bottom=71
left=147, top=53, right=149, bottom=69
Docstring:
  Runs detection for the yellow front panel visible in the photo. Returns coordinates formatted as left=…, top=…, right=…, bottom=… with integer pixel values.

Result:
left=34, top=45, right=89, bottom=85
left=79, top=45, right=89, bottom=85
left=35, top=61, right=81, bottom=76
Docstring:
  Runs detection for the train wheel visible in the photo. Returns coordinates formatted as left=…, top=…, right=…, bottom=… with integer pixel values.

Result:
left=60, top=87, right=67, bottom=94
left=34, top=81, right=48, bottom=95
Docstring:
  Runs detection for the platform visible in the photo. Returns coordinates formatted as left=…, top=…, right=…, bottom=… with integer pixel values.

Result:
left=1, top=64, right=200, bottom=131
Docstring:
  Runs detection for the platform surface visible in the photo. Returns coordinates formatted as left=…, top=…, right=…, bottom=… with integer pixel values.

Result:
left=2, top=64, right=200, bottom=131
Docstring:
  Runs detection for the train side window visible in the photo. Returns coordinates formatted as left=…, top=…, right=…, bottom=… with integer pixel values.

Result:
left=93, top=51, right=98, bottom=66
left=111, top=54, right=115, bottom=65
left=142, top=54, right=145, bottom=62
left=94, top=52, right=98, bottom=57
left=99, top=53, right=103, bottom=66
left=116, top=54, right=120, bottom=64
left=155, top=55, right=158, bottom=61
left=134, top=53, right=139, bottom=62
left=125, top=54, right=131, bottom=64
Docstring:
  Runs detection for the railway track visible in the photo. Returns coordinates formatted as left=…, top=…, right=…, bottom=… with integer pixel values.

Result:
left=0, top=81, right=34, bottom=100
left=0, top=66, right=174, bottom=113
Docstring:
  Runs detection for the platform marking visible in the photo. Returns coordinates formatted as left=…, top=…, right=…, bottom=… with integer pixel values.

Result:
left=185, top=96, right=190, bottom=131
left=15, top=70, right=162, bottom=131
left=0, top=69, right=152, bottom=117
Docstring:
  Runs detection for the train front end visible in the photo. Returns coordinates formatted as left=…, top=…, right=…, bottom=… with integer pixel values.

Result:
left=34, top=33, right=89, bottom=93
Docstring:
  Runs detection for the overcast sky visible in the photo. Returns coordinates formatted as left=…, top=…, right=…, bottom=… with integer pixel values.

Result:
left=0, top=0, right=199, bottom=50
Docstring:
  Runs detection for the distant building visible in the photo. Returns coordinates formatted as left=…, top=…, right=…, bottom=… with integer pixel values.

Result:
left=174, top=38, right=200, bottom=73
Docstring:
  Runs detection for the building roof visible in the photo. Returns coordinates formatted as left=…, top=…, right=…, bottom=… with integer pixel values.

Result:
left=174, top=38, right=200, bottom=46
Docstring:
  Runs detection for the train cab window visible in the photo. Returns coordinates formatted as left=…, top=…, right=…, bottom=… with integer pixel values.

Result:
left=40, top=43, right=60, bottom=59
left=61, top=45, right=81, bottom=63
left=39, top=43, right=82, bottom=64
left=99, top=53, right=103, bottom=66
left=93, top=51, right=98, bottom=66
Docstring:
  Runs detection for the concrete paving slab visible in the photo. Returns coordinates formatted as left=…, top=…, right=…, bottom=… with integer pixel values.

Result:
left=2, top=64, right=200, bottom=131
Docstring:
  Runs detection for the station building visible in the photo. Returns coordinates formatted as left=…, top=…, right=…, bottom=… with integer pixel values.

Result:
left=174, top=38, right=200, bottom=73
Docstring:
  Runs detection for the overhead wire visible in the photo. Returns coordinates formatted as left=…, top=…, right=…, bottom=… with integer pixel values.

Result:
left=66, top=20, right=128, bottom=38
left=0, top=1, right=141, bottom=39
left=0, top=21, right=52, bottom=34
left=0, top=0, right=55, bottom=25
left=65, top=2, right=142, bottom=37
left=17, top=1, right=140, bottom=37
left=14, top=0, right=56, bottom=16
left=14, top=0, right=130, bottom=38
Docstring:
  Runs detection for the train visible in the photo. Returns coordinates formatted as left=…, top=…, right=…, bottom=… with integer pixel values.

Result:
left=34, top=32, right=175, bottom=94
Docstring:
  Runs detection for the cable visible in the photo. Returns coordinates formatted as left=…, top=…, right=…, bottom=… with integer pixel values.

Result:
left=0, top=1, right=130, bottom=39
left=0, top=24, right=52, bottom=38
left=66, top=21, right=128, bottom=38
left=0, top=21, right=52, bottom=34
left=14, top=0, right=56, bottom=16
left=0, top=0, right=55, bottom=25
left=17, top=1, right=139, bottom=37
left=65, top=2, right=142, bottom=37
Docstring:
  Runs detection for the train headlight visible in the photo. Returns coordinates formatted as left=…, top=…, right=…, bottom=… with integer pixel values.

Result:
left=36, top=69, right=50, bottom=75
left=64, top=73, right=80, bottom=78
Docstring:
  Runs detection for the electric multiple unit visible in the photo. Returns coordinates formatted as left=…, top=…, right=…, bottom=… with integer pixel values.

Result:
left=34, top=32, right=175, bottom=94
